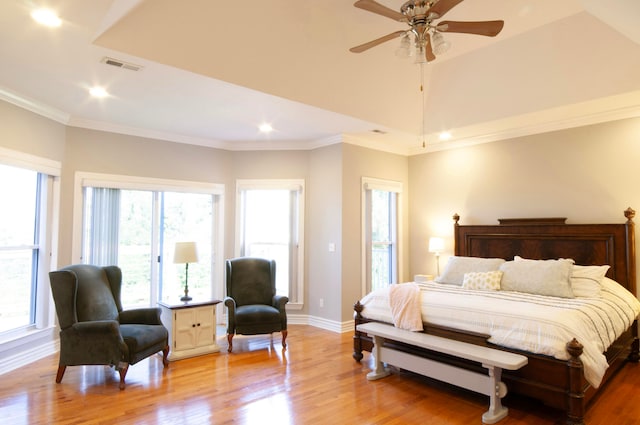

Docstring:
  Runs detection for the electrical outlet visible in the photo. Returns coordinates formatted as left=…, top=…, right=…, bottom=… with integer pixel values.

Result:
left=319, top=298, right=324, bottom=308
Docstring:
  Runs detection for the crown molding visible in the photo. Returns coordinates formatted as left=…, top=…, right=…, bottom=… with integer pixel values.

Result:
left=409, top=91, right=640, bottom=156
left=0, top=87, right=69, bottom=124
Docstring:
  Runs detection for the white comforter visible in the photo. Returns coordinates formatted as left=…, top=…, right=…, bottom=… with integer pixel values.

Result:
left=359, top=278, right=640, bottom=388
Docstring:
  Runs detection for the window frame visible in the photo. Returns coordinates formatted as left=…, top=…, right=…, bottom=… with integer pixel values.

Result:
left=235, top=179, right=305, bottom=309
left=72, top=172, right=225, bottom=304
left=361, top=177, right=403, bottom=297
left=0, top=147, right=60, bottom=340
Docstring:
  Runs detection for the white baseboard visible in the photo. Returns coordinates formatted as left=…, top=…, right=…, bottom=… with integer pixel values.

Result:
left=1, top=315, right=355, bottom=376
left=289, top=313, right=354, bottom=333
left=0, top=339, right=59, bottom=375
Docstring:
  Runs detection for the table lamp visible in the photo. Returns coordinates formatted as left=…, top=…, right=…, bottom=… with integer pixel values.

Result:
left=174, top=241, right=198, bottom=302
left=428, top=237, right=445, bottom=276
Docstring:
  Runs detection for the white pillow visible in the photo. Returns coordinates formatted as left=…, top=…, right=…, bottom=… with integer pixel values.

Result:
left=571, top=264, right=610, bottom=298
left=436, top=256, right=506, bottom=286
left=462, top=271, right=503, bottom=291
left=500, top=257, right=575, bottom=298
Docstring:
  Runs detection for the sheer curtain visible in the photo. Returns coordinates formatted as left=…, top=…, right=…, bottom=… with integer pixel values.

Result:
left=86, top=188, right=120, bottom=266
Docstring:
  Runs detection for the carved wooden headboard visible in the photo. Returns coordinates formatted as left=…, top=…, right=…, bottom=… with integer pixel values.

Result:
left=453, top=208, right=636, bottom=295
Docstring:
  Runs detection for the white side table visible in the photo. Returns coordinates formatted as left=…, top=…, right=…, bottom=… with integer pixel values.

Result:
left=158, top=299, right=221, bottom=361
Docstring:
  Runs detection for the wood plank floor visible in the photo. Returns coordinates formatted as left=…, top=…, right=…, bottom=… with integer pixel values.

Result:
left=1, top=325, right=638, bottom=424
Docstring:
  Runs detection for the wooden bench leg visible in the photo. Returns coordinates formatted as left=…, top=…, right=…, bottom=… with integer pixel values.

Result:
left=366, top=335, right=391, bottom=380
left=481, top=365, right=509, bottom=424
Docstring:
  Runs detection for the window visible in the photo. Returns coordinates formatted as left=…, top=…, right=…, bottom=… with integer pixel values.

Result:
left=0, top=148, right=59, bottom=336
left=75, top=173, right=224, bottom=308
left=236, top=180, right=304, bottom=307
left=362, top=177, right=402, bottom=294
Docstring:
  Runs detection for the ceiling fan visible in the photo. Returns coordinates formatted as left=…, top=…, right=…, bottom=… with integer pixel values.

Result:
left=349, top=0, right=504, bottom=62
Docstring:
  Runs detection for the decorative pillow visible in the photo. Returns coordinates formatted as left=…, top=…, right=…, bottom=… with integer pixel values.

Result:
left=571, top=264, right=610, bottom=298
left=436, top=256, right=506, bottom=286
left=500, top=257, right=575, bottom=298
left=462, top=271, right=503, bottom=291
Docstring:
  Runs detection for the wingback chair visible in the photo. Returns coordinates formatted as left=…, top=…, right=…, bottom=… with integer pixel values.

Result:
left=224, top=257, right=289, bottom=352
left=49, top=264, right=170, bottom=389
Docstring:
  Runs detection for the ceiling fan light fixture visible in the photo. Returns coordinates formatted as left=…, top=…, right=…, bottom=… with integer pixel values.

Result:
left=395, top=34, right=413, bottom=58
left=414, top=42, right=427, bottom=64
left=432, top=32, right=451, bottom=55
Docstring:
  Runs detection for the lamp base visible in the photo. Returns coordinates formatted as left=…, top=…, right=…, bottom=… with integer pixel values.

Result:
left=181, top=284, right=192, bottom=302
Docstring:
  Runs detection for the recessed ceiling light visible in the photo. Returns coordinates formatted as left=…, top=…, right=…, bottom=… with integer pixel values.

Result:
left=31, top=9, right=62, bottom=27
left=259, top=123, right=273, bottom=133
left=439, top=131, right=452, bottom=141
left=89, top=86, right=109, bottom=98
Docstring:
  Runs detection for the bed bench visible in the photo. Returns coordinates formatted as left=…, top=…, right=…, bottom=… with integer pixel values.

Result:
left=357, top=322, right=528, bottom=424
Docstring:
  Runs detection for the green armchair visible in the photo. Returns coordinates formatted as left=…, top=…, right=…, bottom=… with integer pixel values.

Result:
left=224, top=257, right=288, bottom=352
left=49, top=264, right=169, bottom=389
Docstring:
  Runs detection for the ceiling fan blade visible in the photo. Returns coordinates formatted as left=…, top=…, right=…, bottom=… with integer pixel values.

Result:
left=429, top=0, right=464, bottom=19
left=425, top=36, right=436, bottom=62
left=353, top=0, right=405, bottom=22
left=437, top=20, right=504, bottom=37
left=350, top=30, right=406, bottom=53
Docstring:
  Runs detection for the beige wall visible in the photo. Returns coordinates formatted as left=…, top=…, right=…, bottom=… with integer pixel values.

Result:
left=409, top=116, right=640, bottom=296
left=307, top=144, right=343, bottom=322
left=0, top=101, right=66, bottom=160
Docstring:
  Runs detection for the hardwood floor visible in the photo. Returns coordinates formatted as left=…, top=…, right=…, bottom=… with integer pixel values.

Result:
left=1, top=325, right=638, bottom=424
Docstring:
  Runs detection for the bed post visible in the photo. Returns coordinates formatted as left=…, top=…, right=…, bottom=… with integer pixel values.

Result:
left=623, top=208, right=639, bottom=363
left=353, top=301, right=365, bottom=362
left=624, top=207, right=636, bottom=296
left=566, top=338, right=586, bottom=425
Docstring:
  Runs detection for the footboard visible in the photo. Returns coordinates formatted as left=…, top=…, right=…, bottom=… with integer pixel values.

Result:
left=354, top=300, right=639, bottom=425
left=353, top=300, right=490, bottom=361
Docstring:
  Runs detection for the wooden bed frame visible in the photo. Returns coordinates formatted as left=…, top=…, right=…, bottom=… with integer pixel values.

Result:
left=353, top=208, right=639, bottom=425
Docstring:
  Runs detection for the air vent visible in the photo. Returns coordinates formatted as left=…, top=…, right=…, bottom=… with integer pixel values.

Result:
left=101, top=57, right=143, bottom=72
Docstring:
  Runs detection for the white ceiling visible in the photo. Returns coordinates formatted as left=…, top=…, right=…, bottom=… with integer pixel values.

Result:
left=1, top=0, right=639, bottom=155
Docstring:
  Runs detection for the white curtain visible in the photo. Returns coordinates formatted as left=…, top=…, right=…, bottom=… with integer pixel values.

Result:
left=88, top=188, right=120, bottom=266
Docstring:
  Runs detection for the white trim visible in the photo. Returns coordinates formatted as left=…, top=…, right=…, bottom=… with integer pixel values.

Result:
left=0, top=86, right=69, bottom=125
left=72, top=171, right=224, bottom=263
left=234, top=179, right=306, bottom=306
left=307, top=315, right=351, bottom=333
left=0, top=327, right=59, bottom=375
left=0, top=146, right=61, bottom=176
left=363, top=177, right=403, bottom=193
left=211, top=194, right=226, bottom=303
left=219, top=313, right=351, bottom=334
left=35, top=173, right=60, bottom=328
left=235, top=179, right=303, bottom=191
left=0, top=152, right=60, bottom=369
left=77, top=172, right=224, bottom=194
left=361, top=177, right=404, bottom=297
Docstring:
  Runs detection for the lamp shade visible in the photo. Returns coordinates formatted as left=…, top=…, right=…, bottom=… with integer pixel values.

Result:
left=428, top=237, right=445, bottom=253
left=173, top=242, right=199, bottom=264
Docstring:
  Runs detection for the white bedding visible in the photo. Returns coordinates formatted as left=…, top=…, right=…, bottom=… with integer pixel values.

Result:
left=359, top=278, right=640, bottom=388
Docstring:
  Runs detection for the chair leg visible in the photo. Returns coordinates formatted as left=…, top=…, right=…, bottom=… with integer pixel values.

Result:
left=118, top=363, right=129, bottom=390
left=162, top=345, right=170, bottom=368
left=227, top=333, right=234, bottom=353
left=282, top=330, right=288, bottom=348
left=55, top=365, right=66, bottom=383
